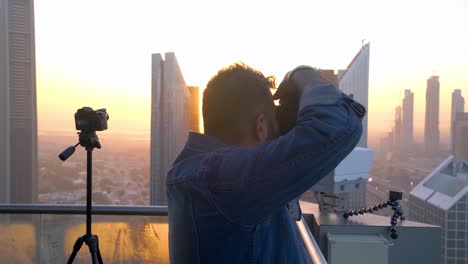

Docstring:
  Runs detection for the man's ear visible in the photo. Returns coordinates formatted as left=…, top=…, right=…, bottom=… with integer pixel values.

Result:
left=255, top=113, right=268, bottom=143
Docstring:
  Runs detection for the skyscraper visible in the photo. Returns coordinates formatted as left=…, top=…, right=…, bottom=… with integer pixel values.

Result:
left=451, top=90, right=465, bottom=151
left=380, top=131, right=394, bottom=154
left=301, top=44, right=370, bottom=209
left=187, top=86, right=200, bottom=133
left=424, top=76, right=440, bottom=154
left=401, top=89, right=414, bottom=147
left=452, top=113, right=468, bottom=161
left=338, top=43, right=370, bottom=148
left=0, top=0, right=38, bottom=203
left=409, top=156, right=468, bottom=264
left=150, top=52, right=197, bottom=205
left=393, top=106, right=402, bottom=151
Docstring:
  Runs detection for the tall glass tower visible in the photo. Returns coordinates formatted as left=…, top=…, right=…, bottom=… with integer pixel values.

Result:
left=0, top=0, right=38, bottom=203
left=402, top=89, right=414, bottom=147
left=424, top=76, right=440, bottom=154
left=451, top=89, right=464, bottom=152
left=150, top=52, right=198, bottom=205
left=338, top=43, right=370, bottom=148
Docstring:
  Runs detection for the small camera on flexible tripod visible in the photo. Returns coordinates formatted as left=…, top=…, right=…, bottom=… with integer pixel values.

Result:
left=59, top=107, right=109, bottom=264
left=343, top=190, right=405, bottom=240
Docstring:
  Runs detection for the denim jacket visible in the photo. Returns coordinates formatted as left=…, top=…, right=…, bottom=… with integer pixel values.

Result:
left=167, top=84, right=365, bottom=263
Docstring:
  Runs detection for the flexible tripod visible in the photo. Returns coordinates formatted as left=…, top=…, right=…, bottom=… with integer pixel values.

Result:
left=59, top=131, right=104, bottom=264
left=343, top=190, right=405, bottom=239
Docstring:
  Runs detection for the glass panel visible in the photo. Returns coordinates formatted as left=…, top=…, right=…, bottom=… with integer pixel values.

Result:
left=447, top=221, right=456, bottom=229
left=0, top=214, right=169, bottom=263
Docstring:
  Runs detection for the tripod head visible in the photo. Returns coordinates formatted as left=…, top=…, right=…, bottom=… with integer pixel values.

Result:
left=58, top=131, right=102, bottom=161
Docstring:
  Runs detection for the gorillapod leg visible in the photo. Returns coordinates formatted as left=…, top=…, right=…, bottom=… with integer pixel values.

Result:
left=342, top=191, right=405, bottom=239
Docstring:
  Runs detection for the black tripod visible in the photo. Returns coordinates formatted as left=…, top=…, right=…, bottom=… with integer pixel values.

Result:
left=59, top=131, right=104, bottom=264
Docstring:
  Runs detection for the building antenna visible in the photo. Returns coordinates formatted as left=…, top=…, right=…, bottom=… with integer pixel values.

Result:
left=361, top=39, right=366, bottom=48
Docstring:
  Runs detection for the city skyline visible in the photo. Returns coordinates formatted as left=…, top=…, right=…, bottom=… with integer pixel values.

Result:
left=1, top=1, right=465, bottom=261
left=31, top=0, right=468, bottom=149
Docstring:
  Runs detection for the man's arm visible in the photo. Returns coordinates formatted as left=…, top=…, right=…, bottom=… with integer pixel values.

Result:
left=207, top=73, right=364, bottom=226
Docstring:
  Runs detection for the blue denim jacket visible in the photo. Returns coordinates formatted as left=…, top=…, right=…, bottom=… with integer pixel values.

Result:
left=167, top=84, right=364, bottom=263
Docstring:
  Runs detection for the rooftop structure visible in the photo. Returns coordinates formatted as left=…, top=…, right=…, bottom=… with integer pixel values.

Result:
left=0, top=202, right=441, bottom=263
left=302, top=147, right=374, bottom=211
left=409, top=155, right=468, bottom=263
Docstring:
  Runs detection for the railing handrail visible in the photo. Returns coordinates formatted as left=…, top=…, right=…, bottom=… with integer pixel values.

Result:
left=296, top=217, right=328, bottom=264
left=0, top=204, right=168, bottom=216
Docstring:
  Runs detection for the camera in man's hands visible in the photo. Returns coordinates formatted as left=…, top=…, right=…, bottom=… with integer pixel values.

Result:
left=275, top=94, right=299, bottom=135
left=274, top=66, right=326, bottom=135
left=75, top=107, right=109, bottom=132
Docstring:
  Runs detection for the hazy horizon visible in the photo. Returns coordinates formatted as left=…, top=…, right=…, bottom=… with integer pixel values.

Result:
left=34, top=0, right=468, bottom=149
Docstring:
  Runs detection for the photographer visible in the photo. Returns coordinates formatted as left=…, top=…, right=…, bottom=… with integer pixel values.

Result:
left=166, top=63, right=365, bottom=263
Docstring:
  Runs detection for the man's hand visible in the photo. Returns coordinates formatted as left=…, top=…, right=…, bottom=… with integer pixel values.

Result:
left=273, top=66, right=334, bottom=134
left=273, top=66, right=330, bottom=101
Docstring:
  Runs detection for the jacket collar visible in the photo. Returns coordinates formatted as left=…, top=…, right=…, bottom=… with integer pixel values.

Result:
left=185, top=132, right=228, bottom=152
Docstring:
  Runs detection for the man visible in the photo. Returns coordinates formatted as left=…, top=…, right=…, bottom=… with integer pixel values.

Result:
left=167, top=63, right=365, bottom=263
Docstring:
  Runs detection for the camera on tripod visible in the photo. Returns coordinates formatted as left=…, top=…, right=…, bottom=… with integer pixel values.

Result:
left=59, top=106, right=109, bottom=264
left=75, top=107, right=109, bottom=132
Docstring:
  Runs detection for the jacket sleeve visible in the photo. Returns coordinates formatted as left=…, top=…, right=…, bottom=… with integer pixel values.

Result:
left=207, top=84, right=365, bottom=226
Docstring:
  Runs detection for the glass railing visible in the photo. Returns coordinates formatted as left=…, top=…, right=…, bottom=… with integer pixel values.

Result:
left=0, top=205, right=168, bottom=264
left=0, top=204, right=326, bottom=264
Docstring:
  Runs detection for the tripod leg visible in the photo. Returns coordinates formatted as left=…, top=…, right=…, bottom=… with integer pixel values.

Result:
left=85, top=235, right=101, bottom=264
left=95, top=235, right=104, bottom=264
left=67, top=235, right=86, bottom=264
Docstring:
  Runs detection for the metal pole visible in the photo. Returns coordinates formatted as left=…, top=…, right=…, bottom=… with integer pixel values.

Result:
left=86, top=148, right=93, bottom=235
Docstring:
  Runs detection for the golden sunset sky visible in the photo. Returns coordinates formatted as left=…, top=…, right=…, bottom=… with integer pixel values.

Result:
left=35, top=0, right=468, bottom=148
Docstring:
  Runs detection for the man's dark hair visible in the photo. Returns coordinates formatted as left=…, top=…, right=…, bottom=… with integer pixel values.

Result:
left=203, top=63, right=275, bottom=144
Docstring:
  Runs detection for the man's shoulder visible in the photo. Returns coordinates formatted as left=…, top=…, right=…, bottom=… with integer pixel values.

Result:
left=166, top=149, right=206, bottom=185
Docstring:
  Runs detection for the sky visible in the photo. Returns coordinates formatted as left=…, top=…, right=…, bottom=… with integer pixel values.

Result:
left=34, top=0, right=468, bottom=148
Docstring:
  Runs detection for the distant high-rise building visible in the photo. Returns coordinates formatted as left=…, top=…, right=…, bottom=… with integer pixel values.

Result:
left=393, top=106, right=402, bottom=151
left=424, top=76, right=440, bottom=154
left=187, top=86, right=200, bottom=133
left=451, top=90, right=465, bottom=152
left=380, top=131, right=394, bottom=154
left=338, top=43, right=370, bottom=148
left=402, top=89, right=414, bottom=147
left=0, top=0, right=38, bottom=203
left=150, top=52, right=195, bottom=205
left=452, top=113, right=468, bottom=161
left=409, top=156, right=468, bottom=264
